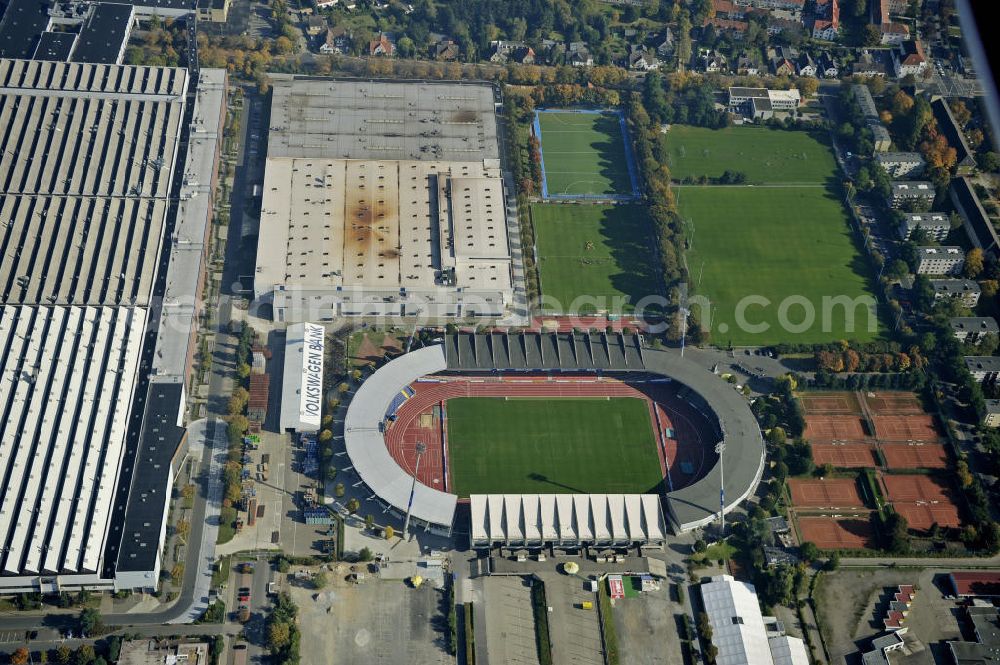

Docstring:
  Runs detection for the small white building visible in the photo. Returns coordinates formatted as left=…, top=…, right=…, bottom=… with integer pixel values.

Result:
left=984, top=400, right=1000, bottom=428
left=280, top=322, right=325, bottom=432
left=915, top=246, right=964, bottom=275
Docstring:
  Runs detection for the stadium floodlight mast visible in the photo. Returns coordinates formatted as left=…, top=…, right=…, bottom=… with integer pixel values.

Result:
left=402, top=441, right=427, bottom=538
left=715, top=441, right=726, bottom=538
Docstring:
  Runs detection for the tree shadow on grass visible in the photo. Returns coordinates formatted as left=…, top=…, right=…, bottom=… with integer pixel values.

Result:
left=598, top=206, right=662, bottom=313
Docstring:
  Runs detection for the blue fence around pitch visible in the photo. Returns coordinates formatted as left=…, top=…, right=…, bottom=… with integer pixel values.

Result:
left=533, top=108, right=642, bottom=202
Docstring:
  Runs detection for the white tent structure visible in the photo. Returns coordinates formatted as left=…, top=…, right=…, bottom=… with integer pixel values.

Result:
left=700, top=575, right=809, bottom=665
left=469, top=494, right=667, bottom=548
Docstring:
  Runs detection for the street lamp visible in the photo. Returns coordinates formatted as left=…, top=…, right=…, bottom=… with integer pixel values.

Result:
left=402, top=442, right=426, bottom=538
left=715, top=441, right=726, bottom=538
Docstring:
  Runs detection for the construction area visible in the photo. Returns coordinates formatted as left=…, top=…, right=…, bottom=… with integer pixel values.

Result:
left=254, top=77, right=515, bottom=322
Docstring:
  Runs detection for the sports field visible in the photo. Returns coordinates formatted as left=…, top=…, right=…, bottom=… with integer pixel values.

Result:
left=680, top=186, right=881, bottom=345
left=532, top=203, right=661, bottom=313
left=536, top=111, right=636, bottom=198
left=445, top=397, right=664, bottom=496
left=663, top=125, right=838, bottom=183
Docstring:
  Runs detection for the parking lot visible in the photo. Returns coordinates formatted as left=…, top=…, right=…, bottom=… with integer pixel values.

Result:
left=611, top=584, right=684, bottom=665
left=291, top=577, right=453, bottom=665
left=481, top=576, right=540, bottom=665
left=538, top=573, right=604, bottom=665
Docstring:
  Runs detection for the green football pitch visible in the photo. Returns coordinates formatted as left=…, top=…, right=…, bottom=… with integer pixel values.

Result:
left=445, top=397, right=664, bottom=496
left=679, top=186, right=882, bottom=346
left=537, top=111, right=634, bottom=197
left=531, top=203, right=661, bottom=314
left=664, top=125, right=838, bottom=184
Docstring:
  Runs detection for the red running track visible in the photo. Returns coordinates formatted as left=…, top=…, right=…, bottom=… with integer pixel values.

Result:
left=382, top=375, right=713, bottom=495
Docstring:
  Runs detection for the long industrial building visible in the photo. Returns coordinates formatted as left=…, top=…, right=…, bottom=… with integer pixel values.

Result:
left=0, top=58, right=225, bottom=592
left=254, top=77, right=515, bottom=322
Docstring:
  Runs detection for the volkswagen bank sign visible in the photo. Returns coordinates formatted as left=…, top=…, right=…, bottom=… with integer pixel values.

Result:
left=280, top=322, right=325, bottom=432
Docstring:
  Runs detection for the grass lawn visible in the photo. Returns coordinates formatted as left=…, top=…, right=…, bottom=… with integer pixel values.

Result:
left=532, top=203, right=661, bottom=313
left=663, top=125, right=838, bottom=184
left=537, top=111, right=634, bottom=197
left=217, top=505, right=238, bottom=545
left=680, top=186, right=882, bottom=346
left=446, top=397, right=663, bottom=496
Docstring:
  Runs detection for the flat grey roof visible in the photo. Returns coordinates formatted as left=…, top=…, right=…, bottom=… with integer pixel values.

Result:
left=891, top=181, right=934, bottom=193
left=0, top=58, right=187, bottom=305
left=931, top=279, right=980, bottom=294
left=267, top=76, right=499, bottom=161
left=34, top=32, right=77, bottom=61
left=875, top=151, right=924, bottom=163
left=70, top=2, right=133, bottom=65
left=951, top=317, right=999, bottom=335
left=965, top=356, right=1000, bottom=373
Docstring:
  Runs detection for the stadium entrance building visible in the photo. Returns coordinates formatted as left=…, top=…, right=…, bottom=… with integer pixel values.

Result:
left=280, top=322, right=325, bottom=433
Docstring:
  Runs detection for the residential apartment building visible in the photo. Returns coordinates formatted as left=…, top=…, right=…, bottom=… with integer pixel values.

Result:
left=915, top=246, right=964, bottom=275
left=951, top=176, right=999, bottom=255
left=876, top=152, right=926, bottom=178
left=898, top=212, right=950, bottom=241
left=965, top=356, right=1000, bottom=383
left=950, top=317, right=999, bottom=343
left=888, top=181, right=935, bottom=208
left=930, top=279, right=980, bottom=307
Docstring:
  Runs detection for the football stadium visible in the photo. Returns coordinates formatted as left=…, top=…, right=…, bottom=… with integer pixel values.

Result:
left=342, top=332, right=765, bottom=544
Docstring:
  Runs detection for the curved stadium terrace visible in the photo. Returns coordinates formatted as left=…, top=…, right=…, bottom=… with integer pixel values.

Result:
left=342, top=332, right=765, bottom=537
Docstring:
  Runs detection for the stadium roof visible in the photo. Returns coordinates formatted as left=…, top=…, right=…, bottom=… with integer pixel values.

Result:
left=443, top=331, right=645, bottom=371
left=266, top=77, right=499, bottom=161
left=0, top=59, right=187, bottom=306
left=0, top=305, right=146, bottom=578
left=952, top=176, right=1000, bottom=254
left=469, top=494, right=666, bottom=546
left=343, top=345, right=457, bottom=528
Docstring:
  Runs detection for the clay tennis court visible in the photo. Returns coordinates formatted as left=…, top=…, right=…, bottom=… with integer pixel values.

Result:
left=788, top=478, right=866, bottom=508
left=871, top=414, right=940, bottom=441
left=881, top=474, right=953, bottom=503
left=798, top=515, right=875, bottom=549
left=864, top=391, right=924, bottom=415
left=892, top=502, right=961, bottom=530
left=804, top=416, right=869, bottom=442
left=798, top=392, right=862, bottom=415
left=880, top=443, right=949, bottom=469
left=812, top=443, right=878, bottom=468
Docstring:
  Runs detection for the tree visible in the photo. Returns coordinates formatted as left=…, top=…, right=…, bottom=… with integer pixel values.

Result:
left=979, top=151, right=1000, bottom=173
left=325, top=466, right=338, bottom=481
left=237, top=362, right=251, bottom=379
left=78, top=607, right=102, bottom=636
left=73, top=645, right=96, bottom=665
left=885, top=259, right=910, bottom=280
left=385, top=525, right=395, bottom=539
left=346, top=498, right=360, bottom=514
left=799, top=541, right=819, bottom=562
left=359, top=547, right=374, bottom=562
left=862, top=24, right=881, bottom=46
left=796, top=77, right=819, bottom=98
left=11, top=648, right=30, bottom=665
left=313, top=572, right=327, bottom=589
left=365, top=514, right=374, bottom=530
left=335, top=483, right=345, bottom=498
left=965, top=248, right=985, bottom=278
left=55, top=646, right=72, bottom=665
left=267, top=622, right=291, bottom=650
left=175, top=518, right=190, bottom=540
left=319, top=429, right=333, bottom=442
left=826, top=551, right=841, bottom=570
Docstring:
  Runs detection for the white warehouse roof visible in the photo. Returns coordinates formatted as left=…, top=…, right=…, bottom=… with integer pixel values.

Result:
left=0, top=305, right=146, bottom=578
left=469, top=494, right=666, bottom=547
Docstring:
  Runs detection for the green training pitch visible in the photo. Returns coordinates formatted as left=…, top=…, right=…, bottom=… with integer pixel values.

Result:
left=680, top=186, right=882, bottom=346
left=664, top=125, right=838, bottom=184
left=445, top=397, right=664, bottom=496
left=532, top=203, right=661, bottom=314
left=537, top=111, right=633, bottom=196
